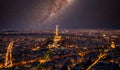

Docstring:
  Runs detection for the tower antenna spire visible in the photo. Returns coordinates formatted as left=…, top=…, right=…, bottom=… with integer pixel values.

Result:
left=56, top=25, right=59, bottom=36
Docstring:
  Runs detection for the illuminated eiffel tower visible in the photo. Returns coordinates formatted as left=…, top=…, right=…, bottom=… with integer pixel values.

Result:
left=4, top=41, right=14, bottom=68
left=49, top=25, right=61, bottom=48
left=54, top=25, right=61, bottom=41
left=38, top=25, right=62, bottom=69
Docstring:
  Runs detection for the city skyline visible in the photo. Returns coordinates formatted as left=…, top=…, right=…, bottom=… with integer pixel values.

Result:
left=0, top=27, right=120, bottom=69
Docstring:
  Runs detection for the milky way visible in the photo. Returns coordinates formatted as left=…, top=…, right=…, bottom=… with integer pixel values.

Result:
left=1, top=0, right=74, bottom=30
left=1, top=0, right=120, bottom=30
left=36, top=0, right=70, bottom=24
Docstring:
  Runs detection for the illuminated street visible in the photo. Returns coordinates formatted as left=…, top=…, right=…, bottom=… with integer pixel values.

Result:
left=0, top=30, right=120, bottom=70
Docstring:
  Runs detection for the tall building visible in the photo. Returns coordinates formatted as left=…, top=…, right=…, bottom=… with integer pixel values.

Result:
left=49, top=25, right=61, bottom=48
left=54, top=25, right=61, bottom=42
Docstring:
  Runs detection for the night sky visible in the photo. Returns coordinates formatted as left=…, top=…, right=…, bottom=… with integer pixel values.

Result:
left=0, top=0, right=120, bottom=31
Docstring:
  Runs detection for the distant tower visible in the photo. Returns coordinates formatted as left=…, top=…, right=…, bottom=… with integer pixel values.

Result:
left=49, top=25, right=61, bottom=48
left=54, top=25, right=61, bottom=42
left=111, top=41, right=115, bottom=49
left=5, top=41, right=14, bottom=68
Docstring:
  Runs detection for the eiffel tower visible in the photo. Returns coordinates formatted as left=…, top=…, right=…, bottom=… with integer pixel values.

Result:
left=54, top=25, right=61, bottom=42
left=49, top=25, right=61, bottom=48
